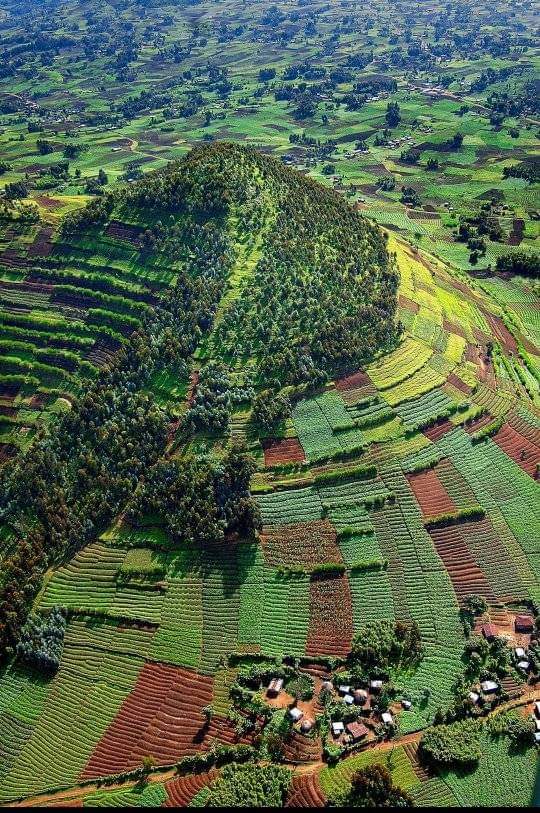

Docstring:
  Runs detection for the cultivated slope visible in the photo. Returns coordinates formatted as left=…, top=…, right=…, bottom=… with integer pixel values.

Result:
left=0, top=145, right=539, bottom=807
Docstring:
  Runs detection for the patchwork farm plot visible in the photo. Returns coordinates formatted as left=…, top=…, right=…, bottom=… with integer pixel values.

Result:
left=1, top=220, right=539, bottom=807
left=0, top=0, right=538, bottom=801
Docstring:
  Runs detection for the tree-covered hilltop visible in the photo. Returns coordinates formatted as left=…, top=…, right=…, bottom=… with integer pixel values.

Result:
left=66, top=142, right=400, bottom=387
left=0, top=142, right=398, bottom=658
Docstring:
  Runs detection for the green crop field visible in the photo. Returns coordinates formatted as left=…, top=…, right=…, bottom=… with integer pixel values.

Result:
left=0, top=0, right=538, bottom=809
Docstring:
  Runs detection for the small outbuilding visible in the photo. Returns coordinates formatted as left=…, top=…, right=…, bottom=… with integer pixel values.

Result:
left=401, top=699, right=412, bottom=710
left=481, top=624, right=497, bottom=641
left=332, top=721, right=345, bottom=737
left=338, top=685, right=351, bottom=695
left=370, top=679, right=383, bottom=692
left=289, top=706, right=303, bottom=722
left=300, top=719, right=314, bottom=734
left=534, top=701, right=540, bottom=719
left=343, top=693, right=355, bottom=705
left=346, top=721, right=369, bottom=742
left=515, top=615, right=534, bottom=633
left=353, top=689, right=368, bottom=705
left=381, top=712, right=394, bottom=725
left=515, top=647, right=526, bottom=659
left=267, top=677, right=284, bottom=697
left=469, top=691, right=480, bottom=704
left=481, top=680, right=499, bottom=694
left=517, top=660, right=530, bottom=671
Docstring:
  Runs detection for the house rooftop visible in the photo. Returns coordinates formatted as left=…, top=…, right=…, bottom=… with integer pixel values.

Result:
left=346, top=721, right=369, bottom=740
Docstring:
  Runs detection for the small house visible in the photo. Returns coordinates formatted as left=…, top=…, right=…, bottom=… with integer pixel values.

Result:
left=381, top=712, right=393, bottom=725
left=370, top=679, right=383, bottom=692
left=321, top=680, right=333, bottom=693
left=267, top=677, right=284, bottom=697
left=353, top=689, right=368, bottom=705
left=469, top=691, right=480, bottom=704
left=332, top=721, right=345, bottom=737
left=517, top=660, right=530, bottom=671
left=481, top=680, right=499, bottom=694
left=515, top=615, right=534, bottom=634
left=535, top=732, right=540, bottom=744
left=343, top=693, right=355, bottom=705
left=534, top=701, right=540, bottom=719
left=535, top=718, right=540, bottom=731
left=401, top=699, right=412, bottom=710
left=515, top=647, right=526, bottom=659
left=346, top=721, right=369, bottom=742
left=338, top=685, right=351, bottom=695
left=300, top=719, right=314, bottom=734
left=481, top=624, right=497, bottom=641
left=289, top=707, right=303, bottom=722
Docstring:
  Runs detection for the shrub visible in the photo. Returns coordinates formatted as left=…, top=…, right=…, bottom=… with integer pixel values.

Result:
left=204, top=763, right=291, bottom=807
left=419, top=719, right=483, bottom=767
left=314, top=464, right=377, bottom=486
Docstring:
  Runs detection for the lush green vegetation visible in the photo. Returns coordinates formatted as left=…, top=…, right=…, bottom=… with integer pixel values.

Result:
left=0, top=0, right=538, bottom=809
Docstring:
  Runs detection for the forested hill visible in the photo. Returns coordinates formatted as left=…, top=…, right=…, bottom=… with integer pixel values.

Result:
left=65, top=141, right=400, bottom=386
left=0, top=142, right=398, bottom=656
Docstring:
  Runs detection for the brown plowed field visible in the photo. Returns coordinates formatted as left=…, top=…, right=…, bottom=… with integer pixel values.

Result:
left=407, top=468, right=456, bottom=518
left=80, top=663, right=214, bottom=779
left=306, top=574, right=353, bottom=658
left=263, top=437, right=306, bottom=466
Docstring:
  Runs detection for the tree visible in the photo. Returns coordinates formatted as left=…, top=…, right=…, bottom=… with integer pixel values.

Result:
left=4, top=181, right=29, bottom=200
left=342, top=764, right=414, bottom=807
left=205, top=763, right=290, bottom=807
left=419, top=719, right=482, bottom=767
left=385, top=102, right=401, bottom=128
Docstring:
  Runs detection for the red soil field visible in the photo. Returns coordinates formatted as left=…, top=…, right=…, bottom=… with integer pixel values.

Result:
left=105, top=220, right=144, bottom=246
left=422, top=419, right=455, bottom=442
left=335, top=369, right=371, bottom=391
left=80, top=663, right=214, bottom=779
left=493, top=423, right=540, bottom=479
left=398, top=294, right=420, bottom=314
left=463, top=412, right=493, bottom=434
left=483, top=312, right=518, bottom=354
left=27, top=227, right=54, bottom=258
left=282, top=730, right=323, bottom=764
left=306, top=574, right=353, bottom=658
left=428, top=523, right=498, bottom=604
left=507, top=411, right=540, bottom=448
left=260, top=519, right=341, bottom=568
left=34, top=194, right=64, bottom=211
left=407, top=468, right=457, bottom=518
left=286, top=773, right=326, bottom=807
left=262, top=437, right=306, bottom=467
left=442, top=319, right=467, bottom=339
left=446, top=372, right=472, bottom=395
left=164, top=768, right=218, bottom=807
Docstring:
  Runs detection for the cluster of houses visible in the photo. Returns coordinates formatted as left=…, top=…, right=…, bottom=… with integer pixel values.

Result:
left=266, top=673, right=402, bottom=746
left=480, top=613, right=535, bottom=676
left=469, top=613, right=537, bottom=704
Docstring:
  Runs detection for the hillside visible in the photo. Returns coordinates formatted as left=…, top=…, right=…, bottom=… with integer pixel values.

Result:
left=0, top=141, right=539, bottom=808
